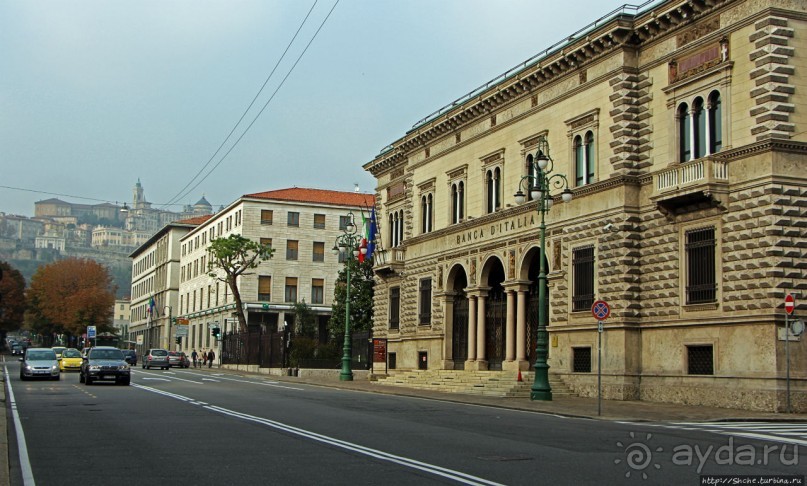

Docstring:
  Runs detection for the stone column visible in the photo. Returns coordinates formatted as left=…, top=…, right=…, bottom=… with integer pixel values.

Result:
left=516, top=287, right=528, bottom=369
left=466, top=296, right=477, bottom=367
left=475, top=292, right=488, bottom=370
left=439, top=291, right=454, bottom=369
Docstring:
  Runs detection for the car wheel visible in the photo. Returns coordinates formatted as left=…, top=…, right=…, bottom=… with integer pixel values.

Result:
left=53, top=374, right=60, bottom=381
left=79, top=373, right=85, bottom=383
left=120, top=378, right=131, bottom=386
left=85, top=376, right=93, bottom=385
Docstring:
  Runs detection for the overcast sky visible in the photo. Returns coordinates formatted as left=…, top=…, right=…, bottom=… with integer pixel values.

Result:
left=1, top=0, right=640, bottom=217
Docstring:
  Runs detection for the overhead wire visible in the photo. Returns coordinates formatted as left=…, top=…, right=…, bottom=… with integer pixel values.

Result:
left=161, top=0, right=340, bottom=209
left=166, top=0, right=341, bottom=204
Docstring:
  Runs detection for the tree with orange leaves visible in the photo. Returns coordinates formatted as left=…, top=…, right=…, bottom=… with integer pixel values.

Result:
left=0, top=260, right=27, bottom=340
left=26, top=258, right=116, bottom=340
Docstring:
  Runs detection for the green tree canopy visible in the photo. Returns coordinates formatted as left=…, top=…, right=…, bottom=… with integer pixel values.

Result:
left=26, top=257, right=116, bottom=338
left=207, top=234, right=273, bottom=332
left=329, top=257, right=374, bottom=338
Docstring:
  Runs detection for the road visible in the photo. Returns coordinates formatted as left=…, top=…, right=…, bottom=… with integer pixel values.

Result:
left=4, top=364, right=805, bottom=485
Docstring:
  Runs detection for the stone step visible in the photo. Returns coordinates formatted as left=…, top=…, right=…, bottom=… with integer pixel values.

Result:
left=373, top=370, right=578, bottom=398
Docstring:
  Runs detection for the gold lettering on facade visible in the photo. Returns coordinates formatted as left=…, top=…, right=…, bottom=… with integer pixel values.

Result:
left=454, top=214, right=536, bottom=245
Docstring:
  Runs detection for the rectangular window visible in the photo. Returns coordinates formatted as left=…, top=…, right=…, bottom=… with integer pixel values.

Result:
left=418, top=278, right=432, bottom=325
left=260, top=237, right=272, bottom=248
left=285, top=277, right=298, bottom=303
left=339, top=215, right=350, bottom=231
left=258, top=276, right=272, bottom=301
left=687, top=345, right=714, bottom=375
left=286, top=240, right=298, bottom=260
left=389, top=287, right=400, bottom=330
left=572, top=246, right=595, bottom=312
left=572, top=347, right=592, bottom=373
left=313, top=214, right=326, bottom=229
left=686, top=227, right=717, bottom=304
left=287, top=212, right=300, bottom=227
left=311, top=278, right=324, bottom=304
left=261, top=210, right=273, bottom=225
left=312, top=242, right=325, bottom=262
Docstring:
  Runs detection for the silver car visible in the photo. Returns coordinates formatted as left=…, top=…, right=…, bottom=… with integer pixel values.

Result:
left=20, top=348, right=60, bottom=381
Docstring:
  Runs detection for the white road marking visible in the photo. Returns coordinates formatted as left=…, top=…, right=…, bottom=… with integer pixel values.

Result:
left=132, top=383, right=503, bottom=486
left=4, top=366, right=37, bottom=486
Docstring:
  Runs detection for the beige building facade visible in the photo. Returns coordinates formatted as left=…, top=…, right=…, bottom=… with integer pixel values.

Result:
left=364, top=0, right=806, bottom=411
left=129, top=217, right=210, bottom=356
left=175, top=188, right=374, bottom=354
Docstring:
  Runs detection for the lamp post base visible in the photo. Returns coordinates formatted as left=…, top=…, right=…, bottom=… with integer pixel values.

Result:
left=339, top=371, right=354, bottom=381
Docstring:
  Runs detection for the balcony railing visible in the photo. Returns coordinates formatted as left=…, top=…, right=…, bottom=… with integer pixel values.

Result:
left=656, top=158, right=729, bottom=193
left=373, top=247, right=405, bottom=276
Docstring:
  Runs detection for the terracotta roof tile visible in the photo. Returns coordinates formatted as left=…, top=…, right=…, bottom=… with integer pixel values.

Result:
left=174, top=215, right=214, bottom=225
left=244, top=187, right=374, bottom=208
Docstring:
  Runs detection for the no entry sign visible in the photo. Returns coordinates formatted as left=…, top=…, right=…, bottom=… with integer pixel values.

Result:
left=785, top=294, right=795, bottom=315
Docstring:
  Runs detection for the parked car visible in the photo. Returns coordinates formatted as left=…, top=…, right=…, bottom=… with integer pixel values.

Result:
left=20, top=348, right=60, bottom=381
left=58, top=348, right=83, bottom=372
left=168, top=351, right=190, bottom=368
left=79, top=346, right=130, bottom=386
left=121, top=349, right=137, bottom=366
left=142, top=349, right=170, bottom=370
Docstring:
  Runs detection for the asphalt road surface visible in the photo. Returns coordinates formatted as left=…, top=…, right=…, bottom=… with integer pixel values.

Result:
left=5, top=365, right=805, bottom=485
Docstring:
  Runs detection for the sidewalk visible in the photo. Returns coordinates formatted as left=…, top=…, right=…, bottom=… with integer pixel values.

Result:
left=200, top=365, right=807, bottom=423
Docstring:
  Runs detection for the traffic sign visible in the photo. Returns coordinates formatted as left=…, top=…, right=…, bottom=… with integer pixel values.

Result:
left=87, top=326, right=96, bottom=339
left=592, top=300, right=611, bottom=321
left=784, top=294, right=795, bottom=315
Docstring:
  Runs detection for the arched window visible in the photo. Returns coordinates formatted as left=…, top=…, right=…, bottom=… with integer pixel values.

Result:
left=397, top=210, right=404, bottom=245
left=708, top=91, right=722, bottom=154
left=574, top=131, right=596, bottom=186
left=451, top=181, right=464, bottom=224
left=694, top=97, right=706, bottom=159
left=678, top=102, right=691, bottom=162
left=421, top=195, right=432, bottom=234
left=486, top=168, right=500, bottom=214
left=526, top=154, right=538, bottom=201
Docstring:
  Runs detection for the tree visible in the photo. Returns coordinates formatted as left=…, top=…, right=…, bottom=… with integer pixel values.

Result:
left=207, top=234, right=273, bottom=332
left=0, top=261, right=27, bottom=342
left=329, top=257, right=374, bottom=339
left=26, top=258, right=116, bottom=341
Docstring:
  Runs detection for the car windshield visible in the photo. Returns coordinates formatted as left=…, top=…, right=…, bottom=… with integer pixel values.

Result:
left=27, top=350, right=56, bottom=360
left=62, top=349, right=81, bottom=358
left=151, top=350, right=168, bottom=356
left=89, top=349, right=124, bottom=360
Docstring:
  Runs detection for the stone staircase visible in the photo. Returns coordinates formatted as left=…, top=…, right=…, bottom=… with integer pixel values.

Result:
left=372, top=369, right=577, bottom=398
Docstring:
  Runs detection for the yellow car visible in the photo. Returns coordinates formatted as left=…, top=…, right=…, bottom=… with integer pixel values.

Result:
left=59, top=348, right=83, bottom=372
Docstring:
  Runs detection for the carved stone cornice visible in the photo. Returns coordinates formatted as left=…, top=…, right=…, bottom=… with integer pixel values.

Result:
left=364, top=0, right=735, bottom=177
left=711, top=139, right=807, bottom=161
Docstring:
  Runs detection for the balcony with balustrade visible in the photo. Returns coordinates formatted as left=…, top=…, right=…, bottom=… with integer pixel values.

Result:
left=651, top=157, right=729, bottom=218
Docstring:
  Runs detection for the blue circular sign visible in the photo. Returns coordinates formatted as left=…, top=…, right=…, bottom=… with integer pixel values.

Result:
left=592, top=300, right=610, bottom=320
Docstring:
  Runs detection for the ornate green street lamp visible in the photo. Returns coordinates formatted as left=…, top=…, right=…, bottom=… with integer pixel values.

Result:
left=514, top=136, right=573, bottom=401
left=332, top=211, right=364, bottom=381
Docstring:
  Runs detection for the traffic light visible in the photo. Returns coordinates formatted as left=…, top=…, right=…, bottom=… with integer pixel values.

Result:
left=175, top=337, right=182, bottom=345
left=211, top=327, right=220, bottom=338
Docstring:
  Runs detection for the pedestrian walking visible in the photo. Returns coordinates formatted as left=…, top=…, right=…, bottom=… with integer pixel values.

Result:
left=202, top=351, right=207, bottom=367
left=207, top=349, right=215, bottom=368
left=191, top=349, right=198, bottom=368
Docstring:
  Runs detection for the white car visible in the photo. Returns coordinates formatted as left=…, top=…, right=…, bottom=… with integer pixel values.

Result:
left=20, top=348, right=60, bottom=381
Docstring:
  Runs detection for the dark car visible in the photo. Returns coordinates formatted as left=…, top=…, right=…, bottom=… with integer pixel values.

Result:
left=11, top=344, right=23, bottom=355
left=19, top=348, right=60, bottom=381
left=142, top=349, right=170, bottom=370
left=168, top=351, right=190, bottom=368
left=80, top=346, right=130, bottom=386
left=122, top=349, right=137, bottom=366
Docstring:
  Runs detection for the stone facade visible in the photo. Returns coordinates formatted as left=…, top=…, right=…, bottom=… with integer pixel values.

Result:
left=363, top=0, right=807, bottom=412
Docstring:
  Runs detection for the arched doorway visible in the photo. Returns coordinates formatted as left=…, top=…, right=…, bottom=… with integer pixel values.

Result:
left=450, top=267, right=469, bottom=370
left=525, top=248, right=549, bottom=366
left=483, top=258, right=506, bottom=370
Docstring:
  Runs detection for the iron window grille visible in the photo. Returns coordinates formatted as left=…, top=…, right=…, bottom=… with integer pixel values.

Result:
left=687, top=345, right=714, bottom=375
left=572, top=347, right=592, bottom=373
left=418, top=278, right=432, bottom=325
left=685, top=227, right=717, bottom=304
left=389, top=287, right=400, bottom=330
left=572, top=246, right=595, bottom=312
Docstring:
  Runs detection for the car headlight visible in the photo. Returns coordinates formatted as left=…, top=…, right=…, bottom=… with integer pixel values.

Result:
left=89, top=365, right=101, bottom=371
left=24, top=365, right=32, bottom=371
left=51, top=365, right=59, bottom=371
left=119, top=364, right=130, bottom=371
